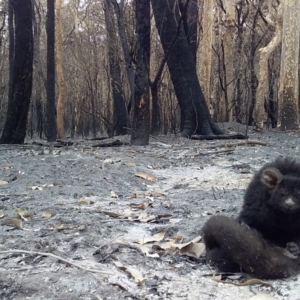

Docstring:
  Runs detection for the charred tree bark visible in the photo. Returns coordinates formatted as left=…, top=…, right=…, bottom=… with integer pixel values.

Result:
left=8, top=1, right=14, bottom=108
left=111, top=0, right=135, bottom=115
left=151, top=0, right=222, bottom=137
left=33, top=0, right=44, bottom=139
left=45, top=0, right=56, bottom=142
left=150, top=83, right=160, bottom=135
left=247, top=7, right=260, bottom=126
left=179, top=0, right=198, bottom=62
left=131, top=0, right=150, bottom=145
left=0, top=0, right=34, bottom=144
left=104, top=0, right=128, bottom=136
left=149, top=49, right=168, bottom=135
left=266, top=59, right=278, bottom=128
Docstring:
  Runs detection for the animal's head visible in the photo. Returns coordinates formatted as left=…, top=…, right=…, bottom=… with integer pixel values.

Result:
left=261, top=167, right=300, bottom=214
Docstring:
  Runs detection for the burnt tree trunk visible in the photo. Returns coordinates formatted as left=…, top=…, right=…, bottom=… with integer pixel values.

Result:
left=104, top=0, right=128, bottom=136
left=111, top=0, right=135, bottom=115
left=0, top=0, right=34, bottom=144
left=33, top=0, right=44, bottom=138
left=45, top=0, right=57, bottom=142
left=149, top=50, right=167, bottom=135
left=151, top=0, right=222, bottom=137
left=131, top=0, right=150, bottom=145
left=150, top=83, right=160, bottom=135
left=8, top=1, right=14, bottom=108
left=179, top=0, right=198, bottom=62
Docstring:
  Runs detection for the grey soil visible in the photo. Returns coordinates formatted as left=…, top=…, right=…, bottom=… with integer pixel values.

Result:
left=1, top=123, right=300, bottom=300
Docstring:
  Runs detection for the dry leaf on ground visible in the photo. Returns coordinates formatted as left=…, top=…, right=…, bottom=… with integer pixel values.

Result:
left=101, top=211, right=124, bottom=218
left=78, top=199, right=94, bottom=205
left=50, top=224, right=69, bottom=231
left=101, top=209, right=153, bottom=222
left=113, top=261, right=146, bottom=285
left=134, top=172, right=156, bottom=182
left=15, top=208, right=33, bottom=221
left=130, top=201, right=152, bottom=210
left=139, top=245, right=160, bottom=258
left=42, top=211, right=52, bottom=218
left=150, top=191, right=165, bottom=197
left=179, top=242, right=205, bottom=259
left=110, top=191, right=119, bottom=198
left=126, top=267, right=146, bottom=285
left=1, top=218, right=22, bottom=228
left=170, top=236, right=202, bottom=249
left=134, top=231, right=166, bottom=245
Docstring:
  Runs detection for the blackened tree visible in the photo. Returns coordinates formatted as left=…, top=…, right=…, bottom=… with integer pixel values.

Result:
left=179, top=0, right=198, bottom=62
left=7, top=0, right=14, bottom=110
left=45, top=0, right=56, bottom=142
left=32, top=0, right=45, bottom=139
left=0, top=0, right=34, bottom=144
left=151, top=0, right=222, bottom=137
left=111, top=0, right=135, bottom=116
left=104, top=0, right=128, bottom=136
left=131, top=0, right=150, bottom=145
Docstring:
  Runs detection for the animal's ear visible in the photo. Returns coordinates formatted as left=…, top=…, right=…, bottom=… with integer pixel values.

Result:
left=261, top=168, right=283, bottom=189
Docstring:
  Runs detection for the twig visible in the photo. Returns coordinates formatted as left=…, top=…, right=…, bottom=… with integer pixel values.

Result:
left=92, top=140, right=129, bottom=148
left=0, top=193, right=29, bottom=197
left=4, top=157, right=12, bottom=164
left=203, top=140, right=267, bottom=149
left=149, top=141, right=173, bottom=148
left=191, top=134, right=247, bottom=140
left=193, top=139, right=266, bottom=155
left=194, top=149, right=234, bottom=156
left=0, top=249, right=113, bottom=275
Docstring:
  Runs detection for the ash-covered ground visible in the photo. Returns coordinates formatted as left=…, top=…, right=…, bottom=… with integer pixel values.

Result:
left=1, top=123, right=300, bottom=300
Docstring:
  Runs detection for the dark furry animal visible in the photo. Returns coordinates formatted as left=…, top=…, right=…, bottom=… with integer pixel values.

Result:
left=202, top=157, right=300, bottom=279
left=238, top=157, right=300, bottom=246
left=203, top=215, right=300, bottom=278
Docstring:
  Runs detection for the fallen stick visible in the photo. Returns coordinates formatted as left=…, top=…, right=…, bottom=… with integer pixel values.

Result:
left=0, top=193, right=29, bottom=197
left=194, top=149, right=235, bottom=156
left=0, top=249, right=113, bottom=275
left=203, top=139, right=267, bottom=149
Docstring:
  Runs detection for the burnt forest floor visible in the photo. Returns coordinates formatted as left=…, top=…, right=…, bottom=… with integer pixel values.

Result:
left=1, top=123, right=300, bottom=300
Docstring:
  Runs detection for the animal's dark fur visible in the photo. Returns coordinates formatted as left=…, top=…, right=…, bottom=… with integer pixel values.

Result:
left=202, top=157, right=300, bottom=279
left=238, top=157, right=300, bottom=246
left=203, top=215, right=300, bottom=278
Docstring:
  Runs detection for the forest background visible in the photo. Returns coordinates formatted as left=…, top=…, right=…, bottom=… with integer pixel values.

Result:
left=0, top=0, right=299, bottom=144
left=1, top=1, right=300, bottom=298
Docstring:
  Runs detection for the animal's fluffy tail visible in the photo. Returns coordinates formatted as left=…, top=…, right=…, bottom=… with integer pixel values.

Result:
left=202, top=215, right=300, bottom=279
